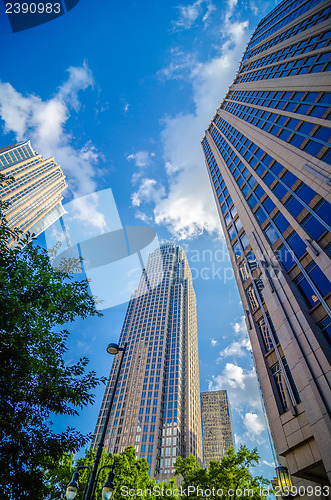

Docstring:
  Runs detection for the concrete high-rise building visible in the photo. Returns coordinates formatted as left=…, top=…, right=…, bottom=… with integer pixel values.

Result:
left=92, top=243, right=203, bottom=481
left=201, top=390, right=234, bottom=469
left=202, top=0, right=331, bottom=489
left=0, top=140, right=67, bottom=241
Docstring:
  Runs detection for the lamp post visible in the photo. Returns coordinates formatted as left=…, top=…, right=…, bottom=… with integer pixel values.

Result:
left=95, top=464, right=115, bottom=500
left=83, top=342, right=127, bottom=500
left=65, top=466, right=91, bottom=500
left=276, top=465, right=294, bottom=499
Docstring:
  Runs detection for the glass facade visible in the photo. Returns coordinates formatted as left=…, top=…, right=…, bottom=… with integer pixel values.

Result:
left=0, top=141, right=67, bottom=242
left=201, top=390, right=234, bottom=469
left=92, top=244, right=203, bottom=481
left=202, top=0, right=331, bottom=485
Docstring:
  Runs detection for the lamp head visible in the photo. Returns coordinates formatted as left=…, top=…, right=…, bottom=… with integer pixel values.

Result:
left=107, top=343, right=120, bottom=355
left=65, top=472, right=79, bottom=500
left=276, top=465, right=293, bottom=498
left=102, top=470, right=115, bottom=500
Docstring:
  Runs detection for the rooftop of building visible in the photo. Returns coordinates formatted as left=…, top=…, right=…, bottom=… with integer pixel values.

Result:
left=0, top=140, right=32, bottom=155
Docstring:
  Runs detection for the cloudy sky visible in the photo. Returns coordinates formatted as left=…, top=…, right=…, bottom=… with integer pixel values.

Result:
left=0, top=0, right=279, bottom=480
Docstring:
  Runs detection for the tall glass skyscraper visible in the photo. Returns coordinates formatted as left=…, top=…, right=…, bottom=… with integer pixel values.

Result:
left=92, top=243, right=203, bottom=481
left=202, top=0, right=331, bottom=489
left=201, top=390, right=234, bottom=469
left=0, top=140, right=67, bottom=242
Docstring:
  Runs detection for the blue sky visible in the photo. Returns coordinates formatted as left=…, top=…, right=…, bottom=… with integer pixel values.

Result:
left=0, top=0, right=281, bottom=481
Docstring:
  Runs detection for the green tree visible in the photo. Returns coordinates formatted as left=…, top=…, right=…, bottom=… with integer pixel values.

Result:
left=45, top=446, right=168, bottom=500
left=174, top=446, right=271, bottom=499
left=0, top=174, right=103, bottom=499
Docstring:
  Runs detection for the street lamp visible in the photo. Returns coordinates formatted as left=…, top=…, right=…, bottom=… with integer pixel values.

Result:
left=101, top=467, right=115, bottom=500
left=66, top=472, right=79, bottom=500
left=83, top=342, right=127, bottom=500
left=65, top=466, right=91, bottom=500
left=276, top=465, right=294, bottom=498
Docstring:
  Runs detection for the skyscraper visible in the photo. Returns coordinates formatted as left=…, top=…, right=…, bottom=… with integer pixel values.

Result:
left=92, top=243, right=203, bottom=481
left=202, top=0, right=331, bottom=488
left=201, top=390, right=234, bottom=469
left=0, top=140, right=67, bottom=242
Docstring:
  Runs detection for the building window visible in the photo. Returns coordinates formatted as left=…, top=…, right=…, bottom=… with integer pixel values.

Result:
left=295, top=183, right=316, bottom=204
left=271, top=356, right=300, bottom=415
left=232, top=241, right=242, bottom=260
left=286, top=232, right=306, bottom=259
left=264, top=224, right=280, bottom=245
left=306, top=262, right=331, bottom=298
left=294, top=273, right=320, bottom=309
left=315, top=199, right=331, bottom=226
left=240, top=232, right=250, bottom=249
left=228, top=225, right=236, bottom=241
left=284, top=195, right=303, bottom=217
left=255, top=207, right=267, bottom=225
left=301, top=213, right=326, bottom=241
left=257, top=317, right=273, bottom=352
left=271, top=361, right=288, bottom=413
left=239, top=261, right=250, bottom=282
left=276, top=244, right=296, bottom=271
left=255, top=276, right=265, bottom=302
left=317, top=317, right=331, bottom=349
left=246, top=285, right=259, bottom=312
left=244, top=252, right=257, bottom=273
left=273, top=212, right=290, bottom=234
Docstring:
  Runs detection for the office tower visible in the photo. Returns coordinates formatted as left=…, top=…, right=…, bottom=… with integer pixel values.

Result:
left=202, top=0, right=331, bottom=488
left=0, top=140, right=67, bottom=241
left=201, top=390, right=234, bottom=469
left=92, top=243, right=203, bottom=481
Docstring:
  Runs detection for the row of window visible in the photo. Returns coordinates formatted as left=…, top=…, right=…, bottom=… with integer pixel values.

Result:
left=216, top=172, right=327, bottom=417
left=203, top=139, right=330, bottom=421
left=211, top=117, right=330, bottom=235
left=243, top=30, right=330, bottom=74
left=243, top=3, right=330, bottom=62
left=206, top=125, right=331, bottom=325
left=220, top=202, right=303, bottom=416
left=271, top=357, right=301, bottom=413
left=223, top=100, right=331, bottom=165
left=0, top=143, right=34, bottom=169
left=224, top=90, right=330, bottom=121
left=247, top=0, right=325, bottom=51
left=212, top=127, right=330, bottom=309
left=236, top=50, right=330, bottom=84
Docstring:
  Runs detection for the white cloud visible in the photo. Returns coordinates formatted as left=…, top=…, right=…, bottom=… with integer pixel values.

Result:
left=209, top=363, right=260, bottom=410
left=128, top=151, right=156, bottom=185
left=219, top=338, right=251, bottom=358
left=209, top=363, right=269, bottom=449
left=173, top=0, right=216, bottom=30
left=0, top=63, right=107, bottom=232
left=227, top=0, right=238, bottom=10
left=57, top=63, right=94, bottom=111
left=131, top=178, right=166, bottom=208
left=218, top=316, right=252, bottom=359
left=133, top=6, right=250, bottom=240
left=243, top=412, right=265, bottom=436
left=127, top=151, right=154, bottom=168
left=209, top=363, right=267, bottom=447
left=233, top=315, right=247, bottom=335
left=262, top=459, right=276, bottom=468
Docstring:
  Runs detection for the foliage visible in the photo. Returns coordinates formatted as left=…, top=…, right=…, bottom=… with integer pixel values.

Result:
left=45, top=446, right=168, bottom=499
left=45, top=446, right=271, bottom=500
left=0, top=174, right=103, bottom=499
left=174, top=446, right=271, bottom=499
